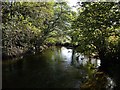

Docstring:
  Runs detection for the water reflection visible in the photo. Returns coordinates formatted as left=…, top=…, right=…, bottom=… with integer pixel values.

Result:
left=61, top=47, right=72, bottom=63
left=80, top=71, right=116, bottom=89
left=105, top=63, right=120, bottom=89
left=2, top=46, right=119, bottom=89
left=60, top=47, right=101, bottom=68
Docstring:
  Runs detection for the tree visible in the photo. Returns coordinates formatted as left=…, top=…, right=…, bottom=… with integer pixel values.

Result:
left=2, top=1, right=54, bottom=58
left=73, top=2, right=120, bottom=68
left=44, top=2, right=76, bottom=45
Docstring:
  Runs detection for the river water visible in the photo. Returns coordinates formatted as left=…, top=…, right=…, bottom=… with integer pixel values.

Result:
left=3, top=46, right=117, bottom=88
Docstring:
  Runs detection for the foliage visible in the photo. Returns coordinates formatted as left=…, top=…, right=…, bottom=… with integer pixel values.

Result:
left=2, top=1, right=120, bottom=66
left=73, top=2, right=120, bottom=65
left=2, top=1, right=76, bottom=58
left=2, top=2, right=54, bottom=57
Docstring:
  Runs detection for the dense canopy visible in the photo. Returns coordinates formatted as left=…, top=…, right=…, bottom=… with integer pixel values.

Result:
left=2, top=1, right=120, bottom=70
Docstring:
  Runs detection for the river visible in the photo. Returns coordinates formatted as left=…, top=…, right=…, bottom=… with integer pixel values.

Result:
left=2, top=46, right=117, bottom=89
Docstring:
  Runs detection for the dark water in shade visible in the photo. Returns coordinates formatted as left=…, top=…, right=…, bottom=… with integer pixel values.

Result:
left=2, top=46, right=117, bottom=88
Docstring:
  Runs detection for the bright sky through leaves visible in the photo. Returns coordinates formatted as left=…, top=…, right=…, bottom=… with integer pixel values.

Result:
left=67, top=0, right=79, bottom=11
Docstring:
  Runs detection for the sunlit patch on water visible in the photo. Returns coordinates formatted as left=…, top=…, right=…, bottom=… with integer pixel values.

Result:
left=61, top=47, right=72, bottom=63
left=60, top=47, right=101, bottom=67
left=106, top=77, right=116, bottom=89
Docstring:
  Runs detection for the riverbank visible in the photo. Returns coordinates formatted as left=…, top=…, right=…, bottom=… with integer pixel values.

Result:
left=2, top=44, right=49, bottom=60
left=2, top=42, right=77, bottom=60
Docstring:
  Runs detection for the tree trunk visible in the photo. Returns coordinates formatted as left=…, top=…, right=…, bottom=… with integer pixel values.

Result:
left=71, top=47, right=75, bottom=65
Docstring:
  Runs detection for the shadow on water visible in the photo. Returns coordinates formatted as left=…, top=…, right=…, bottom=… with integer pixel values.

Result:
left=2, top=46, right=120, bottom=89
left=80, top=64, right=120, bottom=90
left=102, top=63, right=120, bottom=90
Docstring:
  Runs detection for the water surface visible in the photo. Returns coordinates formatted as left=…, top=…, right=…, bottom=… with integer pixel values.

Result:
left=3, top=46, right=115, bottom=88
